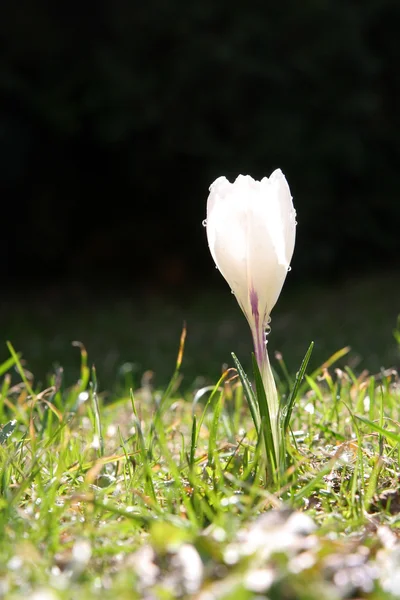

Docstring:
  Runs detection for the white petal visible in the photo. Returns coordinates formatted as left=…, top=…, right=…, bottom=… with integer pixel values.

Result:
left=206, top=170, right=296, bottom=323
left=206, top=176, right=253, bottom=316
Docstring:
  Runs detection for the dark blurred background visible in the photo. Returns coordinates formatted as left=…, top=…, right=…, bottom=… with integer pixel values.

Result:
left=0, top=0, right=399, bottom=390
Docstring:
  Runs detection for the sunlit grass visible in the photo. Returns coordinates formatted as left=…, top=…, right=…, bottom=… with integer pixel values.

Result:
left=1, top=315, right=400, bottom=598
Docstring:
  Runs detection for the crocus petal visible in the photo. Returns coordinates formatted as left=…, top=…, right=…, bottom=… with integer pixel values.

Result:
left=206, top=170, right=296, bottom=328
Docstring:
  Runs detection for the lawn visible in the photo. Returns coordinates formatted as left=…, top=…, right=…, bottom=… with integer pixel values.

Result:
left=0, top=271, right=399, bottom=599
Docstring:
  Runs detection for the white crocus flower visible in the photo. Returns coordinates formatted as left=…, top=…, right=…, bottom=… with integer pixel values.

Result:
left=206, top=170, right=296, bottom=456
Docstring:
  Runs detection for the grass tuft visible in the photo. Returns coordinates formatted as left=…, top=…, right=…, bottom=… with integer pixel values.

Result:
left=0, top=320, right=400, bottom=598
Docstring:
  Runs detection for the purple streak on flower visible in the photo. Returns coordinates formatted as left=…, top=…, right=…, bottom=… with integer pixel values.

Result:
left=250, top=287, right=259, bottom=319
left=250, top=287, right=264, bottom=368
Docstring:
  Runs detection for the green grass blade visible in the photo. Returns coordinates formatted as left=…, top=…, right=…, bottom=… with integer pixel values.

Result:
left=130, top=389, right=157, bottom=502
left=294, top=461, right=335, bottom=502
left=281, top=341, right=314, bottom=434
left=155, top=324, right=186, bottom=421
left=364, top=456, right=383, bottom=511
left=6, top=341, right=35, bottom=396
left=90, top=366, right=104, bottom=457
left=195, top=373, right=227, bottom=442
left=72, top=341, right=91, bottom=393
left=0, top=420, right=17, bottom=445
left=208, top=392, right=223, bottom=467
left=0, top=354, right=21, bottom=377
left=153, top=417, right=199, bottom=526
left=393, top=315, right=400, bottom=345
left=231, top=352, right=260, bottom=432
left=298, top=345, right=350, bottom=397
left=356, top=415, right=400, bottom=443
left=189, top=415, right=197, bottom=468
left=251, top=354, right=277, bottom=477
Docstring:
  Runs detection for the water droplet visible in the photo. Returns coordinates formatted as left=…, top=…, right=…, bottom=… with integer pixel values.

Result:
left=202, top=219, right=207, bottom=227
left=215, top=265, right=219, bottom=269
left=287, top=266, right=292, bottom=272
left=231, top=290, right=235, bottom=295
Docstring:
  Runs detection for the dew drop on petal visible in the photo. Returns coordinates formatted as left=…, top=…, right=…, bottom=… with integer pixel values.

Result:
left=202, top=219, right=207, bottom=227
left=287, top=266, right=292, bottom=272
